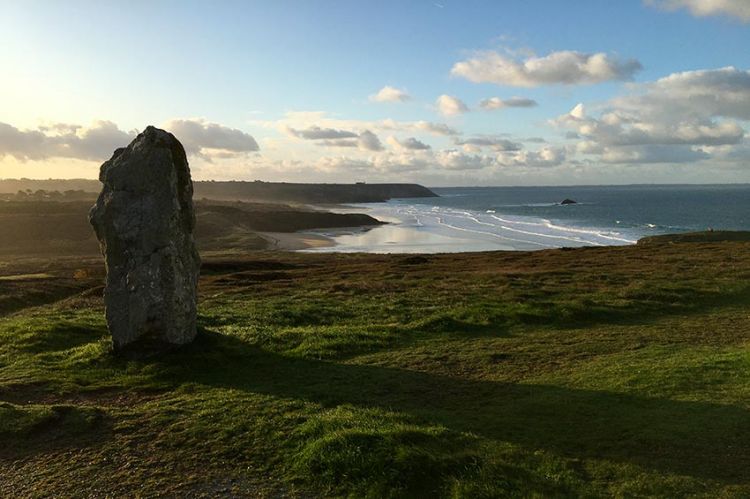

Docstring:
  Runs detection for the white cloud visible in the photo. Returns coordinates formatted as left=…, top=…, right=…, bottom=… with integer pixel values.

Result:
left=412, top=121, right=460, bottom=136
left=164, top=119, right=260, bottom=157
left=497, top=147, right=567, bottom=167
left=317, top=139, right=359, bottom=148
left=436, top=94, right=469, bottom=116
left=357, top=130, right=385, bottom=151
left=286, top=125, right=358, bottom=140
left=451, top=50, right=642, bottom=87
left=387, top=136, right=432, bottom=150
left=599, top=144, right=710, bottom=164
left=255, top=112, right=461, bottom=137
left=479, top=96, right=538, bottom=110
left=314, top=142, right=566, bottom=175
left=569, top=103, right=586, bottom=119
left=455, top=136, right=522, bottom=151
left=434, top=149, right=494, bottom=170
left=372, top=154, right=431, bottom=173
left=0, top=120, right=136, bottom=161
left=316, top=149, right=491, bottom=173
left=369, top=85, right=411, bottom=103
left=645, top=0, right=750, bottom=22
left=551, top=67, right=750, bottom=164
left=315, top=156, right=378, bottom=173
left=288, top=125, right=384, bottom=151
left=557, top=105, right=744, bottom=147
left=0, top=119, right=260, bottom=164
left=315, top=154, right=429, bottom=175
left=613, top=66, right=750, bottom=121
left=256, top=106, right=567, bottom=174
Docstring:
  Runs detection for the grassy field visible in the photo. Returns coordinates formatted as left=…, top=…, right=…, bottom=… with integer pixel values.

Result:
left=1, top=236, right=750, bottom=497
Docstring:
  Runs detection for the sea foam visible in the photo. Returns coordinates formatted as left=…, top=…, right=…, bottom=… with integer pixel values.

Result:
left=302, top=200, right=639, bottom=253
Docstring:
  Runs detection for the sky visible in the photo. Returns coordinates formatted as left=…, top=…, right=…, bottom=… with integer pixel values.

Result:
left=1, top=0, right=749, bottom=186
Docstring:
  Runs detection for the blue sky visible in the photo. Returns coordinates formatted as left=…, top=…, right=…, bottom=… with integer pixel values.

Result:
left=1, top=0, right=749, bottom=185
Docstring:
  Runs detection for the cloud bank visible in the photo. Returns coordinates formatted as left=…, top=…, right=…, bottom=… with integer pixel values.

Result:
left=259, top=112, right=460, bottom=137
left=0, top=121, right=135, bottom=161
left=552, top=67, right=749, bottom=163
left=287, top=125, right=384, bottom=151
left=164, top=119, right=260, bottom=158
left=0, top=119, right=260, bottom=163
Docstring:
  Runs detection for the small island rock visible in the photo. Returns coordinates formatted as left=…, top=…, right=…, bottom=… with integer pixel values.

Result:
left=89, top=126, right=200, bottom=352
left=560, top=198, right=577, bottom=205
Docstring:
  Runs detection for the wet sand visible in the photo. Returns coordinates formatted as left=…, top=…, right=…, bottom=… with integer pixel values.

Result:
left=258, top=231, right=335, bottom=251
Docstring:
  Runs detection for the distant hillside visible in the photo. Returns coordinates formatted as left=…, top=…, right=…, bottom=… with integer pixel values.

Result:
left=0, top=178, right=100, bottom=194
left=193, top=181, right=437, bottom=203
left=0, top=179, right=437, bottom=204
left=0, top=200, right=383, bottom=256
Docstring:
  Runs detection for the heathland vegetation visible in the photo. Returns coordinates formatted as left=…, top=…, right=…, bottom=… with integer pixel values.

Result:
left=0, top=195, right=383, bottom=256
left=0, top=181, right=434, bottom=256
left=0, top=179, right=437, bottom=204
left=1, top=231, right=749, bottom=496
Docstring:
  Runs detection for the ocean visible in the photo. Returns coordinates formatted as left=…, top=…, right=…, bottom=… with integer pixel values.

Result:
left=303, top=184, right=750, bottom=253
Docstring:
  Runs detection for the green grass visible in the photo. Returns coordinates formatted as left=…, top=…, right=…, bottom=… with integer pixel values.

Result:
left=1, top=239, right=750, bottom=496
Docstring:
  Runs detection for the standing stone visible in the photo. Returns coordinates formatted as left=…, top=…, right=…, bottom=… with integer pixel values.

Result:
left=89, top=126, right=200, bottom=352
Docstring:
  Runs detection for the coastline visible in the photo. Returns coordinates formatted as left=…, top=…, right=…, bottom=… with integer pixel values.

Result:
left=298, top=200, right=640, bottom=254
left=209, top=186, right=750, bottom=254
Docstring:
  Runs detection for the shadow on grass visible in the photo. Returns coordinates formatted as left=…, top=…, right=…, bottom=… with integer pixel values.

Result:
left=0, top=282, right=92, bottom=318
left=0, top=403, right=112, bottom=458
left=18, top=323, right=108, bottom=354
left=560, top=285, right=750, bottom=329
left=158, top=328, right=750, bottom=484
left=422, top=284, right=750, bottom=340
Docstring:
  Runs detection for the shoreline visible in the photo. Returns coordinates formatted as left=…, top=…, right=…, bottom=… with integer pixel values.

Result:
left=298, top=200, right=640, bottom=254
left=257, top=231, right=335, bottom=251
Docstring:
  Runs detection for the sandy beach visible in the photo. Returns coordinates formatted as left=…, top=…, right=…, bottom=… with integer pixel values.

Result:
left=297, top=194, right=674, bottom=254
left=258, top=231, right=335, bottom=251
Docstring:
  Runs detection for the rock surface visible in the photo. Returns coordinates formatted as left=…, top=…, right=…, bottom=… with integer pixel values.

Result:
left=89, top=126, right=200, bottom=352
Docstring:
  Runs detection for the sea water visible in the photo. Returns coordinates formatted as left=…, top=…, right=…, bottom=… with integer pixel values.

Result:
left=303, top=184, right=750, bottom=253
